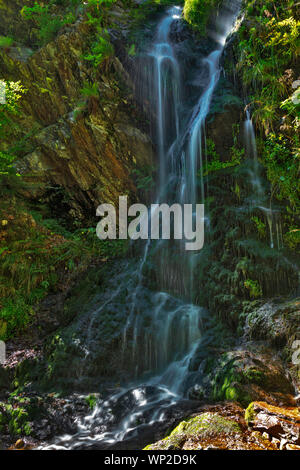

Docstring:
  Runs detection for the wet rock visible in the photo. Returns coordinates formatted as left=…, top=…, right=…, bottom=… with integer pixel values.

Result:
left=245, top=401, right=300, bottom=444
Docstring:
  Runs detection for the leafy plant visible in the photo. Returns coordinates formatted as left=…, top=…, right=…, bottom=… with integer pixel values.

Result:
left=244, top=279, right=263, bottom=299
left=84, top=29, right=114, bottom=68
left=251, top=216, right=266, bottom=239
left=0, top=36, right=14, bottom=49
left=203, top=140, right=243, bottom=176
left=0, top=203, right=129, bottom=340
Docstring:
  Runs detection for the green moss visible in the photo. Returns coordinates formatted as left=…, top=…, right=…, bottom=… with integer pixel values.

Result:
left=243, top=368, right=264, bottom=385
left=85, top=394, right=98, bottom=410
left=144, top=412, right=242, bottom=450
left=183, top=0, right=221, bottom=34
left=245, top=402, right=257, bottom=426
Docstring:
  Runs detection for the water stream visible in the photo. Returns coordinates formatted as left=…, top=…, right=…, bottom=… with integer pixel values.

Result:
left=244, top=107, right=283, bottom=250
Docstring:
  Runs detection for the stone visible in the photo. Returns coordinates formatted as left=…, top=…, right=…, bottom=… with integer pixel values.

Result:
left=245, top=402, right=300, bottom=444
left=14, top=439, right=24, bottom=449
left=286, top=444, right=300, bottom=450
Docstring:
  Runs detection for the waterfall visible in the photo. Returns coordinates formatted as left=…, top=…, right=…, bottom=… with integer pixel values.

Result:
left=244, top=108, right=258, bottom=160
left=151, top=1, right=242, bottom=299
left=40, top=1, right=243, bottom=450
left=150, top=6, right=181, bottom=190
left=184, top=0, right=242, bottom=206
left=244, top=107, right=283, bottom=249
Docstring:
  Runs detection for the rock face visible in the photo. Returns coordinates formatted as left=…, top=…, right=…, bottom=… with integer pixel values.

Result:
left=0, top=12, right=154, bottom=221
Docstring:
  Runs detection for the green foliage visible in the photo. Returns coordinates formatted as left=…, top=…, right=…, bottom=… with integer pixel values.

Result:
left=81, top=81, right=99, bottom=99
left=251, top=216, right=266, bottom=239
left=0, top=402, right=31, bottom=436
left=84, top=29, right=114, bottom=68
left=128, top=44, right=136, bottom=57
left=0, top=151, right=17, bottom=177
left=244, top=279, right=263, bottom=299
left=203, top=140, right=243, bottom=176
left=0, top=80, right=26, bottom=180
left=0, top=80, right=26, bottom=132
left=0, top=36, right=14, bottom=49
left=183, top=0, right=221, bottom=34
left=128, top=0, right=180, bottom=49
left=85, top=394, right=98, bottom=410
left=260, top=133, right=299, bottom=210
left=21, top=2, right=65, bottom=46
left=238, top=3, right=299, bottom=131
left=284, top=227, right=300, bottom=251
left=237, top=0, right=299, bottom=219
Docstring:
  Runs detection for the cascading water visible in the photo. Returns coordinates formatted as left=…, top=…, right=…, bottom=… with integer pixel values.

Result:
left=244, top=107, right=283, bottom=249
left=150, top=6, right=181, bottom=189
left=40, top=1, right=242, bottom=450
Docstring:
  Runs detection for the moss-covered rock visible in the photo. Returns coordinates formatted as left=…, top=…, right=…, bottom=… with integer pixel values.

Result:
left=144, top=403, right=279, bottom=450
left=144, top=411, right=242, bottom=450
left=189, top=348, right=295, bottom=407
